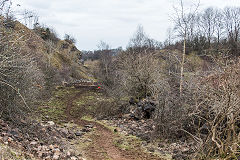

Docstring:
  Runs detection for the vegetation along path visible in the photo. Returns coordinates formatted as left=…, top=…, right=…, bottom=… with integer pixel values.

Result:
left=63, top=86, right=163, bottom=160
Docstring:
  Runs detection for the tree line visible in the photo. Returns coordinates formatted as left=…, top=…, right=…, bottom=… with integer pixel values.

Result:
left=169, top=6, right=240, bottom=56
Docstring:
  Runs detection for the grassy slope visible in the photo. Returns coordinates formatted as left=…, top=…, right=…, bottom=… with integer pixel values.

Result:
left=11, top=21, right=89, bottom=79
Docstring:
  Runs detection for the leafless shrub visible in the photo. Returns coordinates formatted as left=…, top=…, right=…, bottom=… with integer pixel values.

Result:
left=189, top=59, right=240, bottom=158
left=94, top=100, right=126, bottom=119
left=0, top=35, right=44, bottom=120
left=154, top=56, right=240, bottom=158
left=64, top=34, right=76, bottom=44
left=0, top=0, right=44, bottom=120
left=33, top=25, right=59, bottom=44
left=116, top=51, right=162, bottom=99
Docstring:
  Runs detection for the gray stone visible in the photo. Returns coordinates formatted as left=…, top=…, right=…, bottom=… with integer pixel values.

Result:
left=75, top=131, right=83, bottom=136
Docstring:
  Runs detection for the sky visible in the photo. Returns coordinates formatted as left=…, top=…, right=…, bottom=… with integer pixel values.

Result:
left=11, top=0, right=240, bottom=51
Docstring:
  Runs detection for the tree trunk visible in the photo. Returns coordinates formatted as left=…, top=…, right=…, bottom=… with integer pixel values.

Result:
left=180, top=31, right=186, bottom=97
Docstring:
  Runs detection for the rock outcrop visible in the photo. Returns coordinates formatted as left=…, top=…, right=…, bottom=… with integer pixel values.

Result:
left=128, top=98, right=157, bottom=120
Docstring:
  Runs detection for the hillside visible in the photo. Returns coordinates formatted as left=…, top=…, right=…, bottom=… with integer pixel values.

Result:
left=5, top=18, right=92, bottom=83
left=15, top=21, right=81, bottom=67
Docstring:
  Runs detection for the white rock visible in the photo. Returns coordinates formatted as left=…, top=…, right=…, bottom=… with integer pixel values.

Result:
left=47, top=121, right=55, bottom=126
left=67, top=151, right=71, bottom=156
left=30, top=141, right=38, bottom=145
left=53, top=154, right=60, bottom=160
left=70, top=156, right=78, bottom=160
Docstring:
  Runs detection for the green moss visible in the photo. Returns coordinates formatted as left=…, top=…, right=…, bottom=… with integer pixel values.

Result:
left=38, top=87, right=81, bottom=123
left=114, top=134, right=142, bottom=151
left=75, top=100, right=86, bottom=106
left=86, top=95, right=94, bottom=100
left=81, top=115, right=93, bottom=121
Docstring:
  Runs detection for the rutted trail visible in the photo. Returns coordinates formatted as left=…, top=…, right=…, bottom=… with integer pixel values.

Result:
left=65, top=87, right=131, bottom=160
left=65, top=86, right=163, bottom=160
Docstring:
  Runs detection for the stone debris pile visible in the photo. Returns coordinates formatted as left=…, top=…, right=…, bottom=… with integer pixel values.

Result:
left=128, top=98, right=157, bottom=120
left=0, top=119, right=93, bottom=160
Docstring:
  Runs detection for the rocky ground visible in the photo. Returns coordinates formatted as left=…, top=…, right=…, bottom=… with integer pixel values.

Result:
left=0, top=118, right=95, bottom=159
left=106, top=118, right=198, bottom=160
left=0, top=86, right=166, bottom=160
left=0, top=85, right=200, bottom=160
left=102, top=98, right=199, bottom=160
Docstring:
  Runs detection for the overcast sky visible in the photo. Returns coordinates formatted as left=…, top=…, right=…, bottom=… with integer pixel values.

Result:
left=12, top=0, right=240, bottom=50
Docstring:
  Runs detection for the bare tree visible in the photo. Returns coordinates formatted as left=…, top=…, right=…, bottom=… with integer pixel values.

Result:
left=199, top=8, right=217, bottom=48
left=20, top=10, right=39, bottom=29
left=128, top=25, right=160, bottom=54
left=128, top=25, right=147, bottom=49
left=223, top=7, right=240, bottom=56
left=172, top=0, right=200, bottom=97
left=214, top=8, right=224, bottom=48
left=97, top=40, right=110, bottom=50
left=116, top=51, right=162, bottom=99
left=95, top=41, right=114, bottom=87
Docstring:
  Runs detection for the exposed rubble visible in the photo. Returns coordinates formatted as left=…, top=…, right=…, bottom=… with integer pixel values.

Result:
left=128, top=98, right=157, bottom=120
left=0, top=119, right=93, bottom=160
left=99, top=97, right=198, bottom=159
left=106, top=118, right=198, bottom=159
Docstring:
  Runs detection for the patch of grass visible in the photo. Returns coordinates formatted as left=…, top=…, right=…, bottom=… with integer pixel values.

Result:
left=75, top=100, right=86, bottom=106
left=114, top=139, right=131, bottom=151
left=73, top=91, right=98, bottom=106
left=39, top=86, right=116, bottom=123
left=93, top=121, right=144, bottom=152
left=81, top=115, right=93, bottom=121
left=86, top=95, right=94, bottom=100
left=114, top=134, right=142, bottom=151
left=72, top=131, right=94, bottom=157
left=120, top=96, right=131, bottom=101
left=54, top=88, right=72, bottom=97
left=71, top=91, right=113, bottom=118
left=38, top=87, right=81, bottom=123
left=39, top=101, right=66, bottom=123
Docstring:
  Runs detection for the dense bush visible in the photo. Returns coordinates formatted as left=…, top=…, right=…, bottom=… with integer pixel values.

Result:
left=152, top=57, right=240, bottom=158
left=33, top=26, right=59, bottom=44
left=0, top=21, right=44, bottom=120
left=191, top=60, right=240, bottom=158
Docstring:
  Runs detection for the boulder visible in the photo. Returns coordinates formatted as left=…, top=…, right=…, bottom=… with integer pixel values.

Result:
left=128, top=98, right=156, bottom=120
left=143, top=103, right=155, bottom=119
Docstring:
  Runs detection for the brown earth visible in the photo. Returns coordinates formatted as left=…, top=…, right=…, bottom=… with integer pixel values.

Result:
left=65, top=86, right=163, bottom=160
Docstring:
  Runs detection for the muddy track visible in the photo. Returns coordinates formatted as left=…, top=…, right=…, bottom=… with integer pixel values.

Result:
left=65, top=89, right=85, bottom=120
left=65, top=86, right=162, bottom=160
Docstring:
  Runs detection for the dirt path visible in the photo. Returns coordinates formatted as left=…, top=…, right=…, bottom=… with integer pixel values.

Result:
left=76, top=119, right=131, bottom=160
left=65, top=90, right=84, bottom=120
left=65, top=86, right=162, bottom=160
